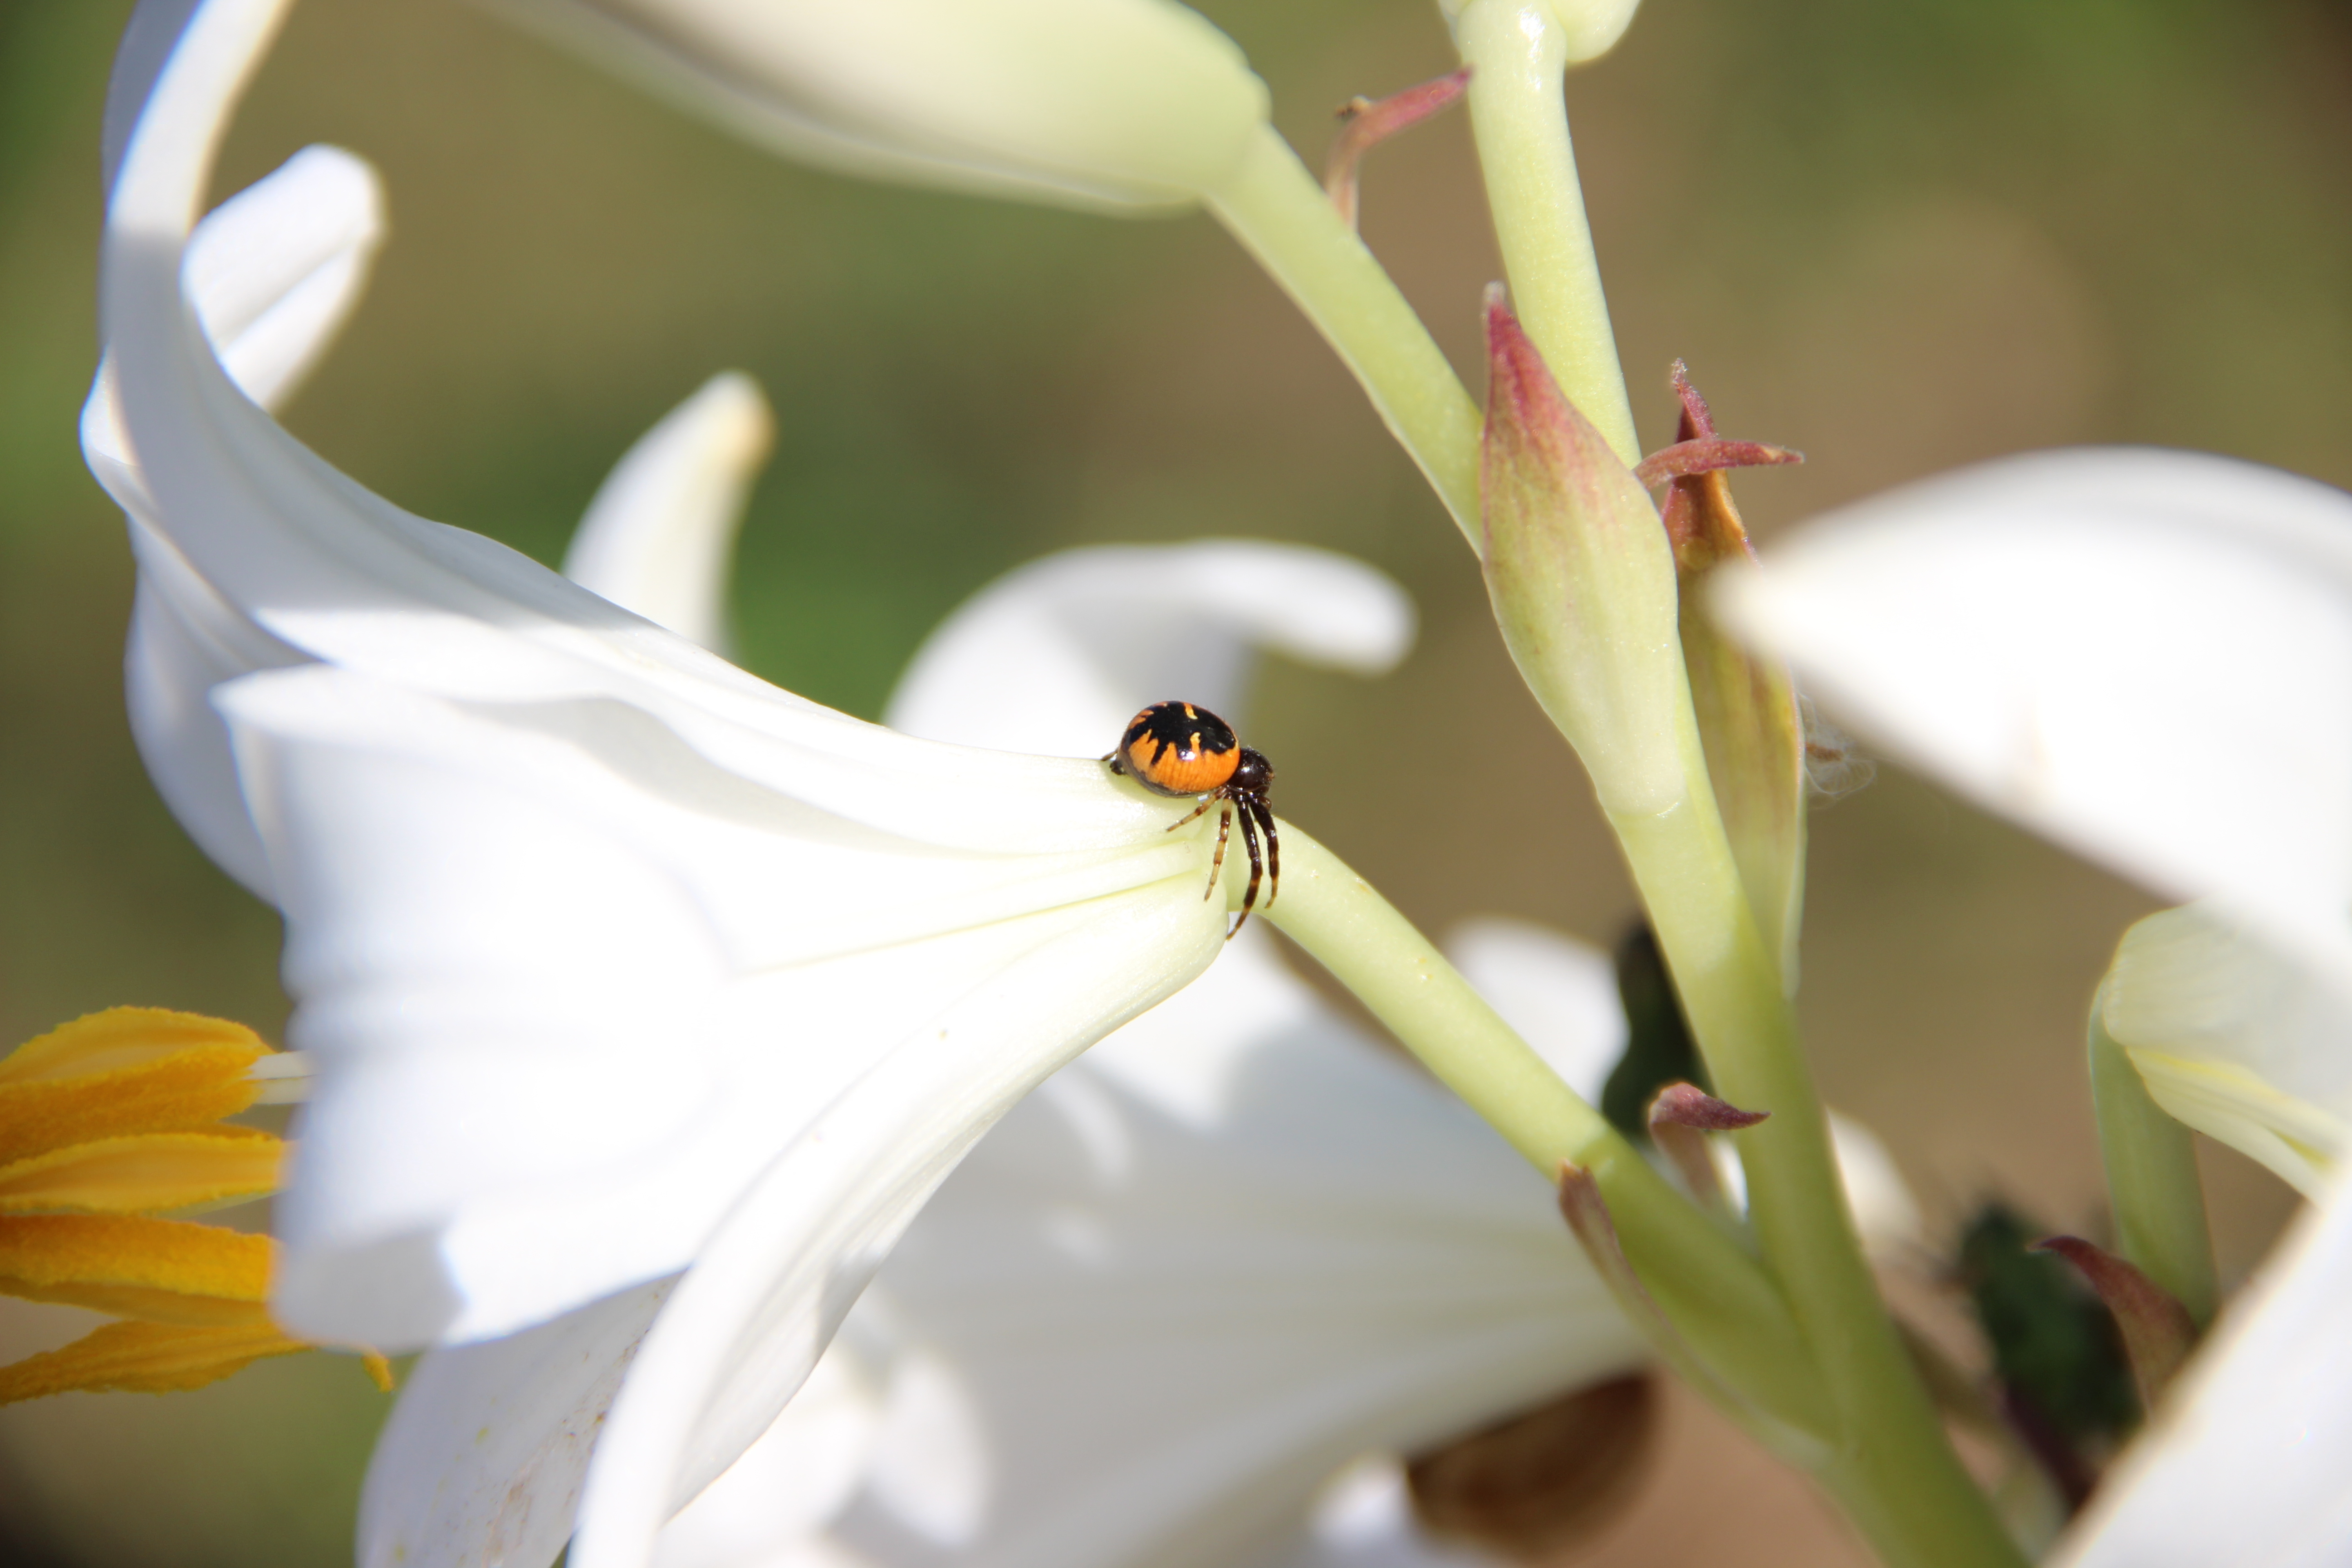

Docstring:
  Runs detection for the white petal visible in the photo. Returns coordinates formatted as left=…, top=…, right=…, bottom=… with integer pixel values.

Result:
left=2102, top=905, right=2349, bottom=1196
left=572, top=880, right=1225, bottom=1568
left=886, top=542, right=1414, bottom=756
left=1716, top=448, right=2352, bottom=965
left=218, top=664, right=1222, bottom=1346
left=564, top=373, right=774, bottom=655
left=102, top=2, right=1184, bottom=857
left=1443, top=917, right=1624, bottom=1102
left=494, top=0, right=1269, bottom=214
left=183, top=141, right=384, bottom=407
left=101, top=0, right=1231, bottom=1355
left=88, top=140, right=382, bottom=897
left=654, top=1342, right=884, bottom=1568
left=85, top=141, right=382, bottom=467
left=123, top=516, right=308, bottom=899
left=1822, top=1112, right=1922, bottom=1257
left=661, top=928, right=1642, bottom=1568
left=2058, top=1177, right=2352, bottom=1568
left=359, top=1279, right=675, bottom=1568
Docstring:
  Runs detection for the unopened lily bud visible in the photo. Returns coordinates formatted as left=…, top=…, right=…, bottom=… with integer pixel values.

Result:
left=1438, top=0, right=1643, bottom=64
left=1645, top=363, right=1807, bottom=987
left=1480, top=292, right=1686, bottom=816
left=498, top=0, right=1270, bottom=211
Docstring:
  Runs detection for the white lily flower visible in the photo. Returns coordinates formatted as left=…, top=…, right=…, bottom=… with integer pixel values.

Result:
left=628, top=557, right=1635, bottom=1568
left=105, top=0, right=1236, bottom=1364
left=93, top=11, right=1456, bottom=1519
left=489, top=0, right=1270, bottom=213
left=351, top=533, right=1429, bottom=1568
left=1714, top=446, right=2352, bottom=1566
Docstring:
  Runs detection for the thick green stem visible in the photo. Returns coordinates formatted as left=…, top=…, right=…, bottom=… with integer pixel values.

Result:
left=1264, top=823, right=1832, bottom=1438
left=1206, top=126, right=1484, bottom=548
left=2089, top=999, right=2219, bottom=1327
left=1452, top=0, right=1639, bottom=466
left=1607, top=715, right=2023, bottom=1568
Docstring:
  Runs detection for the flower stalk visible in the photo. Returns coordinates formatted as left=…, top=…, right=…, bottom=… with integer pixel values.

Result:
left=1475, top=293, right=2018, bottom=1566
left=1450, top=0, right=1639, bottom=465
left=1262, top=822, right=1832, bottom=1438
left=2088, top=996, right=2219, bottom=1327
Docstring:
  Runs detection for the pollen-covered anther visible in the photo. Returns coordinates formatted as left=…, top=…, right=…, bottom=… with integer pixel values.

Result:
left=0, top=1008, right=385, bottom=1403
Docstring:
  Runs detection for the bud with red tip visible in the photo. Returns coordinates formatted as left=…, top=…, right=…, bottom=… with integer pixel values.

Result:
left=1479, top=291, right=1688, bottom=816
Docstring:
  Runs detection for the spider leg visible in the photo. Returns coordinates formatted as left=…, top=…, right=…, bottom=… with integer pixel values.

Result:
left=1248, top=797, right=1279, bottom=908
left=1201, top=803, right=1233, bottom=902
left=1227, top=801, right=1264, bottom=939
left=1164, top=797, right=1215, bottom=832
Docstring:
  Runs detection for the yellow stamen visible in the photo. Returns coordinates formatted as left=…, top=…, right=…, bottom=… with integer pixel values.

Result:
left=0, top=1009, right=269, bottom=1165
left=0, top=1009, right=392, bottom=1405
left=0, top=1318, right=311, bottom=1405
left=0, top=1214, right=272, bottom=1324
left=0, top=1129, right=285, bottom=1215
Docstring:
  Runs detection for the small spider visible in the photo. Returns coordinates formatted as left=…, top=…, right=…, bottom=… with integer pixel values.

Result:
left=1105, top=701, right=1278, bottom=938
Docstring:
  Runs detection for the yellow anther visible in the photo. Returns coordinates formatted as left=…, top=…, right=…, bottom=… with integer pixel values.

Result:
left=0, top=1214, right=273, bottom=1324
left=0, top=1008, right=270, bottom=1164
left=0, top=1008, right=387, bottom=1403
left=0, top=1319, right=310, bottom=1406
left=0, top=1129, right=285, bottom=1215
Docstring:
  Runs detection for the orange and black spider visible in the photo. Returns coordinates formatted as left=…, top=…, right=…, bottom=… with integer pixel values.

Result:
left=1105, top=700, right=1278, bottom=938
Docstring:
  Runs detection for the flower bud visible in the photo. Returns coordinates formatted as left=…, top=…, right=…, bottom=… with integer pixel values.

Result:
left=1479, top=292, right=1687, bottom=816
left=503, top=0, right=1271, bottom=211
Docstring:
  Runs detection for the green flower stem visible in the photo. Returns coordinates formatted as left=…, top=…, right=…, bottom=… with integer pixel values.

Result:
left=1451, top=0, right=1639, bottom=467
left=1207, top=126, right=1484, bottom=549
left=1607, top=774, right=2026, bottom=1568
left=1263, top=821, right=1832, bottom=1436
left=2089, top=999, right=2218, bottom=1327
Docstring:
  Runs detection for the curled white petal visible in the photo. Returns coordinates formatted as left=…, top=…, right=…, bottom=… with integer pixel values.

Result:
left=1716, top=448, right=2352, bottom=970
left=492, top=0, right=1269, bottom=213
left=886, top=541, right=1413, bottom=757
left=86, top=140, right=382, bottom=896
left=2102, top=905, right=2348, bottom=1196
left=564, top=372, right=774, bottom=655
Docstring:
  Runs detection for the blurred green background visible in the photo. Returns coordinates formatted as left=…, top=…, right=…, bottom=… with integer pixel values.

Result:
left=2, top=0, right=2346, bottom=1561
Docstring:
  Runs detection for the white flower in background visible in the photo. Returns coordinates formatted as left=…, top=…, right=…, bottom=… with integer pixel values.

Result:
left=1717, top=446, right=2352, bottom=1567
left=489, top=0, right=1270, bottom=212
